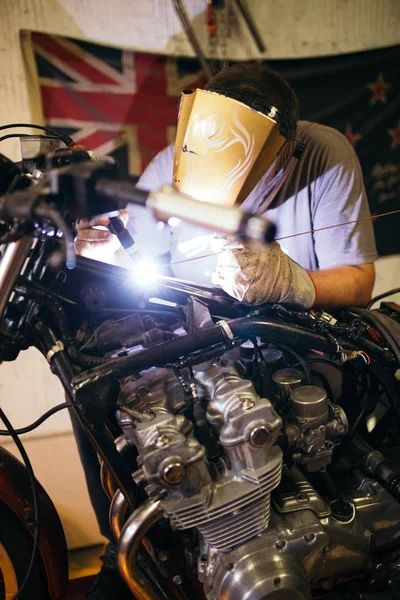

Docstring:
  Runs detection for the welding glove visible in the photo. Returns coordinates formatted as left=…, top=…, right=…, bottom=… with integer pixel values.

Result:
left=213, top=238, right=316, bottom=309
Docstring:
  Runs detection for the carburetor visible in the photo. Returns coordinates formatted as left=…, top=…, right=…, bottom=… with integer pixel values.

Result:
left=117, top=358, right=283, bottom=552
left=272, top=368, right=348, bottom=471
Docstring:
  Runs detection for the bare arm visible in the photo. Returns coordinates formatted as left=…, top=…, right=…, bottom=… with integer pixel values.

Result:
left=308, top=263, right=375, bottom=310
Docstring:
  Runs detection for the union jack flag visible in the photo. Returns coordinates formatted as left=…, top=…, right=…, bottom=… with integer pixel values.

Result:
left=30, top=32, right=206, bottom=176
left=29, top=34, right=400, bottom=254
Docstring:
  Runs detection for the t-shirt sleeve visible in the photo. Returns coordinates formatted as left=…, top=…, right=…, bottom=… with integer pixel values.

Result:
left=136, top=144, right=174, bottom=191
left=125, top=145, right=174, bottom=258
left=312, top=144, right=378, bottom=269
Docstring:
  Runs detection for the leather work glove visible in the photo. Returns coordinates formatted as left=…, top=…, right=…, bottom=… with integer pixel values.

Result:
left=74, top=209, right=129, bottom=260
left=213, top=239, right=316, bottom=309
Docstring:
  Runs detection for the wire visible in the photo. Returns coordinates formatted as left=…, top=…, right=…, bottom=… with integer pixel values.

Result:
left=0, top=123, right=74, bottom=147
left=0, top=406, right=40, bottom=600
left=304, top=357, right=343, bottom=372
left=35, top=206, right=76, bottom=269
left=367, top=287, right=400, bottom=309
left=273, top=342, right=312, bottom=384
left=275, top=208, right=400, bottom=241
left=0, top=402, right=72, bottom=436
left=166, top=208, right=400, bottom=269
left=0, top=133, right=62, bottom=145
left=350, top=307, right=400, bottom=366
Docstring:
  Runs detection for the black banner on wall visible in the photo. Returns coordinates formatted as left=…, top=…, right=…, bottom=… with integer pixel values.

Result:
left=271, top=45, right=400, bottom=257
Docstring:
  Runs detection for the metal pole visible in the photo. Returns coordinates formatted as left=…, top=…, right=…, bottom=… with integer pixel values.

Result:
left=234, top=0, right=266, bottom=52
left=0, top=237, right=32, bottom=318
left=118, top=497, right=166, bottom=600
left=173, top=0, right=213, bottom=79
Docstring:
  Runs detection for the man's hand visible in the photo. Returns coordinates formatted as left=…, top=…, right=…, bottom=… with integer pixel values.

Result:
left=214, top=238, right=375, bottom=309
left=74, top=210, right=129, bottom=259
left=213, top=239, right=316, bottom=309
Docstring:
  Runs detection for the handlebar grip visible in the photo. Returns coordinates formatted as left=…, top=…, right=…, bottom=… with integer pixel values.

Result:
left=95, top=180, right=276, bottom=245
left=95, top=178, right=149, bottom=210
left=147, top=185, right=276, bottom=244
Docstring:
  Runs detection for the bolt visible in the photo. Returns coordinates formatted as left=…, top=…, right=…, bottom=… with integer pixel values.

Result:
left=304, top=532, right=316, bottom=543
left=337, top=425, right=345, bottom=434
left=250, top=426, right=270, bottom=447
left=24, top=511, right=36, bottom=527
left=157, top=551, right=168, bottom=562
left=297, top=493, right=308, bottom=502
left=273, top=577, right=281, bottom=588
left=241, top=398, right=255, bottom=410
left=156, top=435, right=169, bottom=447
left=173, top=575, right=182, bottom=586
left=275, top=539, right=286, bottom=550
left=163, top=463, right=186, bottom=485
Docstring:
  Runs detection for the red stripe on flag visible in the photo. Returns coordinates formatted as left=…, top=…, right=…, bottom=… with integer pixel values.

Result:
left=73, top=130, right=121, bottom=151
left=40, top=85, right=178, bottom=125
left=32, top=33, right=119, bottom=86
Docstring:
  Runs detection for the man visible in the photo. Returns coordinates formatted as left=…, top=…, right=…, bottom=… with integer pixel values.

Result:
left=74, top=63, right=377, bottom=598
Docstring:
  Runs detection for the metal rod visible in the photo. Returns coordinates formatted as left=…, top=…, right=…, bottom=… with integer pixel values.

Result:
left=100, top=460, right=118, bottom=501
left=0, top=237, right=32, bottom=317
left=117, top=497, right=165, bottom=600
left=234, top=0, right=266, bottom=52
left=71, top=316, right=338, bottom=392
left=173, top=0, right=213, bottom=79
left=110, top=489, right=130, bottom=539
left=33, top=322, right=139, bottom=512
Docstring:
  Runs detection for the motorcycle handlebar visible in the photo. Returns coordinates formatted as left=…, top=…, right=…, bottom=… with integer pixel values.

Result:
left=95, top=180, right=276, bottom=245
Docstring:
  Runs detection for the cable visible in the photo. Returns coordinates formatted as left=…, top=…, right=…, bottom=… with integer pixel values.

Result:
left=273, top=342, right=312, bottom=384
left=0, top=406, right=40, bottom=600
left=276, top=208, right=400, bottom=241
left=167, top=210, right=400, bottom=269
left=0, top=133, right=62, bottom=145
left=368, top=362, right=400, bottom=421
left=0, top=402, right=72, bottom=436
left=349, top=307, right=400, bottom=366
left=0, top=123, right=74, bottom=147
left=367, top=287, right=400, bottom=309
left=304, top=358, right=343, bottom=372
left=34, top=205, right=76, bottom=269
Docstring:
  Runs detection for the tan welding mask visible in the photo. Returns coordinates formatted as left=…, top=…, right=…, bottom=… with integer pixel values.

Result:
left=173, top=89, right=287, bottom=207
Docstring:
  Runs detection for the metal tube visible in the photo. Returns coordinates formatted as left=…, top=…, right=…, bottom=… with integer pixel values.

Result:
left=117, top=497, right=165, bottom=600
left=110, top=489, right=130, bottom=539
left=100, top=461, right=117, bottom=500
left=72, top=316, right=338, bottom=391
left=0, top=237, right=32, bottom=317
left=234, top=0, right=266, bottom=52
left=173, top=0, right=213, bottom=79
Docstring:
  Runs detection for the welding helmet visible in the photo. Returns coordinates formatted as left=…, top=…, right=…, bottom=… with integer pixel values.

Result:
left=173, top=88, right=289, bottom=207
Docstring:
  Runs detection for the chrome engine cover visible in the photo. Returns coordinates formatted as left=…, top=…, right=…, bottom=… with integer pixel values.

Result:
left=115, top=343, right=400, bottom=598
left=117, top=358, right=283, bottom=553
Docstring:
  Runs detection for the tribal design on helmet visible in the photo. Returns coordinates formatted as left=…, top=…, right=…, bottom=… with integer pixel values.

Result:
left=173, top=89, right=287, bottom=207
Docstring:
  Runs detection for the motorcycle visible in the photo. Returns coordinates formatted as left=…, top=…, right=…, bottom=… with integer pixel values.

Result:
left=0, top=135, right=399, bottom=600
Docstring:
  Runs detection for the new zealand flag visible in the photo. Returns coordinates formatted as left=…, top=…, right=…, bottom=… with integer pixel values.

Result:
left=28, top=33, right=399, bottom=256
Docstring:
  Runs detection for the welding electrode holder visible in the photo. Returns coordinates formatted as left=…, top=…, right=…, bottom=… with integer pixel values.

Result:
left=107, top=216, right=142, bottom=264
left=0, top=158, right=276, bottom=246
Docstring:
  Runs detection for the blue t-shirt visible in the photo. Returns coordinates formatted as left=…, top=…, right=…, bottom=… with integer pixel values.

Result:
left=126, top=121, right=377, bottom=285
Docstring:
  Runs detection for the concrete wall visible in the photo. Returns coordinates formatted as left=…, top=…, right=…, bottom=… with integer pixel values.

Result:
left=0, top=0, right=399, bottom=548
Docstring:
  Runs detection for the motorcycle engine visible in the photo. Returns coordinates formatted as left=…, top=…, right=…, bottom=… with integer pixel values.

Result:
left=113, top=302, right=400, bottom=600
